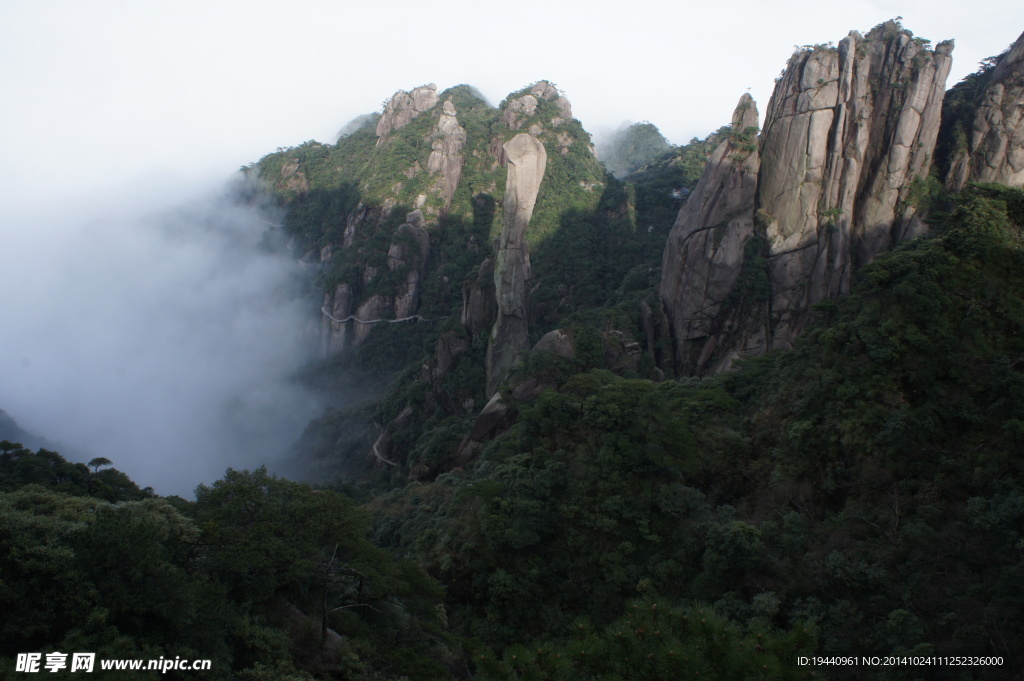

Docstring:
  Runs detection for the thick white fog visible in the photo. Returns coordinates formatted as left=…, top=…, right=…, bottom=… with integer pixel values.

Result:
left=0, top=177, right=323, bottom=496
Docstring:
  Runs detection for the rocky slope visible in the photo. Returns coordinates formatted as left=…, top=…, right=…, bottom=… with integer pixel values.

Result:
left=660, top=21, right=955, bottom=375
left=252, top=81, right=605, bottom=363
left=254, top=81, right=615, bottom=476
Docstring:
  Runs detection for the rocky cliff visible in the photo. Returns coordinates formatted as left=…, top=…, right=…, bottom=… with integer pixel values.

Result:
left=660, top=21, right=954, bottom=375
left=426, top=99, right=468, bottom=210
left=945, top=30, right=1024, bottom=190
left=659, top=95, right=763, bottom=374
left=486, top=133, right=547, bottom=397
left=255, top=79, right=614, bottom=477
left=375, top=83, right=439, bottom=142
left=319, top=209, right=432, bottom=349
left=254, top=80, right=603, bottom=365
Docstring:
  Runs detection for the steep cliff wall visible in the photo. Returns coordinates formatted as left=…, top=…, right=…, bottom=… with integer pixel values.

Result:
left=946, top=30, right=1024, bottom=190
left=659, top=21, right=953, bottom=375
left=426, top=99, right=467, bottom=210
left=485, top=133, right=547, bottom=397
left=375, top=84, right=439, bottom=142
left=253, top=79, right=602, bottom=362
left=658, top=95, right=764, bottom=375
left=762, top=23, right=952, bottom=347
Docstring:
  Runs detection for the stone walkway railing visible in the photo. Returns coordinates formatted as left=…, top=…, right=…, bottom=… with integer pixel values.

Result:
left=321, top=307, right=447, bottom=325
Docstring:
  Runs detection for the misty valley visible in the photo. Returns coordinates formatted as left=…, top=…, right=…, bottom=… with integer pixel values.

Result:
left=4, top=19, right=1024, bottom=681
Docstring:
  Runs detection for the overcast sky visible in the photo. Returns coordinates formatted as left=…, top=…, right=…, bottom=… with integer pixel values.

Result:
left=2, top=0, right=1022, bottom=211
left=1, top=0, right=1021, bottom=494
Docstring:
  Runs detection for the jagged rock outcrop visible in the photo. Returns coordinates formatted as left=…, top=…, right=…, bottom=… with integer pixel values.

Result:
left=502, top=80, right=571, bottom=130
left=533, top=328, right=575, bottom=359
left=321, top=283, right=353, bottom=355
left=946, top=30, right=1024, bottom=190
left=319, top=210, right=431, bottom=354
left=419, top=331, right=473, bottom=414
left=425, top=99, right=467, bottom=210
left=375, top=84, right=439, bottom=142
left=531, top=327, right=642, bottom=374
left=388, top=210, right=431, bottom=319
left=659, top=21, right=953, bottom=375
left=503, top=94, right=539, bottom=131
left=486, top=133, right=547, bottom=396
left=453, top=392, right=513, bottom=465
left=659, top=94, right=764, bottom=375
left=279, top=161, right=309, bottom=195
left=353, top=294, right=391, bottom=347
left=760, top=23, right=952, bottom=347
left=461, top=257, right=497, bottom=338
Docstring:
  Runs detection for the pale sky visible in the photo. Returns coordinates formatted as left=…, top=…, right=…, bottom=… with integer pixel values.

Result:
left=1, top=0, right=1021, bottom=213
left=0, top=0, right=1021, bottom=494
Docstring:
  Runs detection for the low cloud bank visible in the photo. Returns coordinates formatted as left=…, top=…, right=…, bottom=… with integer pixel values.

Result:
left=1, top=175, right=322, bottom=496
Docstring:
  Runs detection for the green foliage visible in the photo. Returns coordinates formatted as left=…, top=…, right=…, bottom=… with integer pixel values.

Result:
left=0, top=441, right=149, bottom=501
left=529, top=175, right=670, bottom=327
left=475, top=598, right=816, bottom=681
left=718, top=188, right=1024, bottom=671
left=727, top=235, right=771, bottom=304
left=193, top=467, right=451, bottom=678
left=902, top=174, right=942, bottom=213
left=728, top=125, right=759, bottom=157
left=622, top=127, right=728, bottom=247
left=1, top=454, right=454, bottom=680
left=373, top=371, right=726, bottom=645
left=0, top=487, right=102, bottom=652
left=194, top=468, right=364, bottom=604
left=0, top=487, right=233, bottom=676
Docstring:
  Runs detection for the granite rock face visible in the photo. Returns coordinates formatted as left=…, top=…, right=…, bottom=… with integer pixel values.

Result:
left=502, top=80, right=570, bottom=130
left=946, top=30, right=1024, bottom=190
left=659, top=21, right=953, bottom=375
left=502, top=94, right=538, bottom=131
left=530, top=80, right=573, bottom=121
left=426, top=99, right=467, bottom=210
left=760, top=22, right=952, bottom=347
left=461, top=257, right=497, bottom=339
left=387, top=210, right=431, bottom=319
left=486, top=133, right=547, bottom=396
left=316, top=80, right=579, bottom=360
left=321, top=283, right=353, bottom=356
left=319, top=209, right=431, bottom=351
left=352, top=294, right=392, bottom=347
left=375, top=83, right=439, bottom=142
left=659, top=94, right=763, bottom=375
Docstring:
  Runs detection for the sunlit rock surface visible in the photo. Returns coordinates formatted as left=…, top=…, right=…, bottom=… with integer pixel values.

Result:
left=660, top=21, right=953, bottom=374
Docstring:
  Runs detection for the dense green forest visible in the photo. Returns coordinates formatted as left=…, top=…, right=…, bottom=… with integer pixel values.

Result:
left=5, top=39, right=1024, bottom=679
